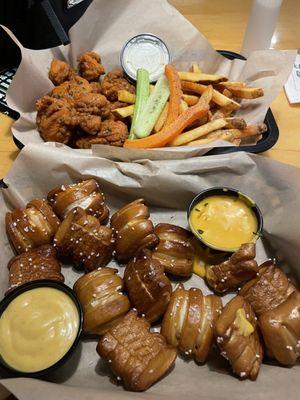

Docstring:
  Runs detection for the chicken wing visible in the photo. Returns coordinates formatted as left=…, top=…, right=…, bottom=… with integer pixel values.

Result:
left=101, top=70, right=135, bottom=101
left=78, top=51, right=105, bottom=82
left=48, top=58, right=76, bottom=86
left=36, top=95, right=78, bottom=144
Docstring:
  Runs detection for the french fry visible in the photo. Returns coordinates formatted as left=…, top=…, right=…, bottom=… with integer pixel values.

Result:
left=222, top=88, right=233, bottom=98
left=181, top=81, right=241, bottom=110
left=187, top=129, right=241, bottom=146
left=169, top=118, right=227, bottom=146
left=180, top=100, right=189, bottom=114
left=154, top=102, right=169, bottom=132
left=189, top=62, right=202, bottom=73
left=211, top=106, right=235, bottom=120
left=117, top=90, right=136, bottom=104
left=179, top=71, right=227, bottom=83
left=113, top=104, right=134, bottom=118
left=182, top=94, right=199, bottom=106
left=218, top=81, right=246, bottom=87
left=218, top=83, right=264, bottom=99
left=225, top=117, right=247, bottom=130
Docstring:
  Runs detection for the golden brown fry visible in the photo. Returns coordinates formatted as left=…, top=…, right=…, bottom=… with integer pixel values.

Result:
left=182, top=94, right=199, bottom=106
left=187, top=129, right=241, bottom=146
left=189, top=62, right=202, bottom=73
left=154, top=102, right=169, bottom=132
left=222, top=88, right=233, bottom=98
left=112, top=104, right=134, bottom=118
left=181, top=81, right=240, bottom=110
left=118, top=90, right=136, bottom=104
left=180, top=100, right=189, bottom=114
left=218, top=81, right=246, bottom=87
left=218, top=84, right=264, bottom=99
left=179, top=72, right=227, bottom=83
left=211, top=106, right=236, bottom=120
left=169, top=118, right=227, bottom=146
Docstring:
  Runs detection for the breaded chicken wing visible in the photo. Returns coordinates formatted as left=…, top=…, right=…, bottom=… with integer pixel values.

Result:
left=76, top=120, right=128, bottom=148
left=48, top=59, right=76, bottom=86
left=36, top=95, right=78, bottom=143
left=78, top=51, right=105, bottom=82
left=101, top=70, right=135, bottom=101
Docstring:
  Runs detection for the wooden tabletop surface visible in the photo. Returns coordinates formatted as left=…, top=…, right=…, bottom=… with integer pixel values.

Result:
left=0, top=0, right=299, bottom=180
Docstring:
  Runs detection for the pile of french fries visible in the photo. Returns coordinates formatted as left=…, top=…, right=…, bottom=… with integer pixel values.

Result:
left=114, top=62, right=266, bottom=148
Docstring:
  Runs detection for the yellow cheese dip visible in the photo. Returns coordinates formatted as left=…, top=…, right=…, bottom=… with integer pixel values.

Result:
left=189, top=195, right=258, bottom=251
left=0, top=287, right=79, bottom=373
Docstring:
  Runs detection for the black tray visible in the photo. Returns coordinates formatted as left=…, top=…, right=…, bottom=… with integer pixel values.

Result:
left=8, top=50, right=278, bottom=154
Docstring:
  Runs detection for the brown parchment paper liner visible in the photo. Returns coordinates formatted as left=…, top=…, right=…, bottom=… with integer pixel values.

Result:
left=0, top=143, right=300, bottom=399
left=5, top=0, right=296, bottom=160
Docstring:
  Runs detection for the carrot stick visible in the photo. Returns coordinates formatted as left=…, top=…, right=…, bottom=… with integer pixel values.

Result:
left=164, top=64, right=182, bottom=128
left=123, top=86, right=212, bottom=149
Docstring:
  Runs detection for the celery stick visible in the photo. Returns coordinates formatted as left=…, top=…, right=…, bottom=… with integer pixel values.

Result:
left=129, top=69, right=150, bottom=140
left=134, top=75, right=170, bottom=138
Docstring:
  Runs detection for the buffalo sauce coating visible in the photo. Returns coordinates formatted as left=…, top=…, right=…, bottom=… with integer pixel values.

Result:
left=189, top=195, right=258, bottom=251
left=0, top=287, right=79, bottom=373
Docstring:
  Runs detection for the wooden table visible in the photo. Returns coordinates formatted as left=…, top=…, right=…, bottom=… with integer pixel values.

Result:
left=0, top=0, right=299, bottom=178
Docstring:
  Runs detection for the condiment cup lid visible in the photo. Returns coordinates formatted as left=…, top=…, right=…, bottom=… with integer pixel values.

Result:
left=120, top=33, right=170, bottom=82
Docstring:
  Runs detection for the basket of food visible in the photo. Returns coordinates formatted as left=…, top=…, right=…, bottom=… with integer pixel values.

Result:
left=6, top=0, right=295, bottom=160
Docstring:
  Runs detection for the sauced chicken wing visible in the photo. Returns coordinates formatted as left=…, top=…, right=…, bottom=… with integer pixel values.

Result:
left=48, top=58, right=76, bottom=86
left=36, top=96, right=78, bottom=143
left=78, top=51, right=105, bottom=82
left=97, top=311, right=177, bottom=391
left=101, top=70, right=135, bottom=101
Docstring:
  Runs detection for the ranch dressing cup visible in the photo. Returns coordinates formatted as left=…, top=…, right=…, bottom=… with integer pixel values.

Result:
left=121, top=33, right=170, bottom=82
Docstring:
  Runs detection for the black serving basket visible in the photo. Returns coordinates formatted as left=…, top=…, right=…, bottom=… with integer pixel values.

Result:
left=4, top=50, right=279, bottom=154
